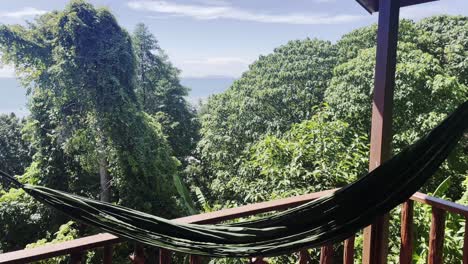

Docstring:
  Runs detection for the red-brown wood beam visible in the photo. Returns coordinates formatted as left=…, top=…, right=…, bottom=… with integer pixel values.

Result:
left=189, top=255, right=203, bottom=264
left=399, top=200, right=414, bottom=264
left=159, top=249, right=171, bottom=264
left=463, top=217, right=468, bottom=264
left=103, top=245, right=112, bottom=264
left=362, top=0, right=400, bottom=263
left=343, top=236, right=355, bottom=264
left=428, top=208, right=446, bottom=264
left=130, top=244, right=145, bottom=264
left=319, top=244, right=334, bottom=264
left=70, top=251, right=84, bottom=264
left=299, top=250, right=310, bottom=264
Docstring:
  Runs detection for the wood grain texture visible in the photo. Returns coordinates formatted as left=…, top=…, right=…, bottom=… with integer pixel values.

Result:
left=343, top=236, right=355, bottom=264
left=464, top=217, right=468, bottom=264
left=400, top=200, right=414, bottom=264
left=319, top=244, right=334, bottom=264
left=362, top=0, right=400, bottom=262
left=159, top=249, right=171, bottom=264
left=428, top=208, right=446, bottom=264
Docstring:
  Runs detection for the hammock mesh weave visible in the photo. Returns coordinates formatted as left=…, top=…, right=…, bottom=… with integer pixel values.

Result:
left=1, top=101, right=467, bottom=257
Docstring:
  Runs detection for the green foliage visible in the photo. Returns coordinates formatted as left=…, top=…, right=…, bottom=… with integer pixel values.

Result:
left=195, top=16, right=467, bottom=264
left=0, top=113, right=32, bottom=177
left=220, top=107, right=369, bottom=204
left=0, top=7, right=466, bottom=264
left=0, top=0, right=189, bottom=252
left=133, top=23, right=199, bottom=161
left=0, top=0, right=183, bottom=215
left=326, top=19, right=468, bottom=198
left=416, top=16, right=468, bottom=86
left=196, top=39, right=338, bottom=202
left=0, top=188, right=52, bottom=252
left=383, top=181, right=466, bottom=264
left=25, top=221, right=79, bottom=264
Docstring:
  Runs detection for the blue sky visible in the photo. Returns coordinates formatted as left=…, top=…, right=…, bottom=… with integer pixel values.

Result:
left=0, top=0, right=467, bottom=114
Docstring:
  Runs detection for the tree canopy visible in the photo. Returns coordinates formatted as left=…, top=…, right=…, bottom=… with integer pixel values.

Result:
left=0, top=0, right=182, bottom=217
left=0, top=2, right=466, bottom=262
left=195, top=39, right=338, bottom=202
left=326, top=17, right=468, bottom=197
left=132, top=23, right=199, bottom=161
left=195, top=16, right=467, bottom=207
left=0, top=114, right=31, bottom=177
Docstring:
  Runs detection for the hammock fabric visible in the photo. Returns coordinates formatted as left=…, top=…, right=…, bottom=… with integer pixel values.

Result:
left=1, top=101, right=467, bottom=258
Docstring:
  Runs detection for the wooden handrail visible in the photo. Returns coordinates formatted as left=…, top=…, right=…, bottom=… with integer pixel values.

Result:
left=176, top=189, right=337, bottom=224
left=411, top=192, right=468, bottom=217
left=0, top=233, right=121, bottom=263
left=1, top=189, right=468, bottom=264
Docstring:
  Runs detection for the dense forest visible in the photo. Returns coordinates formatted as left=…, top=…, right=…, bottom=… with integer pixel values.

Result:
left=0, top=1, right=467, bottom=263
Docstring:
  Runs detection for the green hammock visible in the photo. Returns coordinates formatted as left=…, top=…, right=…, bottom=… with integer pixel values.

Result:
left=1, top=101, right=467, bottom=258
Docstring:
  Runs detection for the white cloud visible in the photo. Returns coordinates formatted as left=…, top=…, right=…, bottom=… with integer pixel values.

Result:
left=0, top=65, right=15, bottom=78
left=194, top=0, right=229, bottom=6
left=177, top=57, right=252, bottom=78
left=127, top=1, right=364, bottom=25
left=0, top=7, right=47, bottom=19
left=400, top=2, right=451, bottom=20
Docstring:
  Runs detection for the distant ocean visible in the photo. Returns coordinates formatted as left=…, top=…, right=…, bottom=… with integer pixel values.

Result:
left=0, top=76, right=235, bottom=116
left=181, top=76, right=235, bottom=106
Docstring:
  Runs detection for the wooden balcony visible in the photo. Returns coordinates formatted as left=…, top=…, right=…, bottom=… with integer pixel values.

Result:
left=1, top=189, right=467, bottom=264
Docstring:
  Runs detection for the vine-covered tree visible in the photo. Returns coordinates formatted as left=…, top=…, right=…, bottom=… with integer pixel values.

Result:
left=133, top=23, right=199, bottom=161
left=0, top=3, right=185, bottom=253
left=0, top=114, right=32, bottom=177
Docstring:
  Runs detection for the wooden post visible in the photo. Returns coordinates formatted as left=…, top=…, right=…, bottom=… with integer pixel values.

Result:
left=159, top=249, right=171, bottom=264
left=362, top=0, right=400, bottom=264
left=463, top=217, right=468, bottom=264
left=130, top=244, right=145, bottom=264
left=299, top=250, right=310, bottom=264
left=251, top=257, right=268, bottom=264
left=343, top=236, right=355, bottom=264
left=428, top=208, right=446, bottom=264
left=319, top=244, right=334, bottom=264
left=70, top=251, right=84, bottom=264
left=399, top=200, right=414, bottom=264
left=189, top=255, right=202, bottom=264
left=103, top=245, right=112, bottom=264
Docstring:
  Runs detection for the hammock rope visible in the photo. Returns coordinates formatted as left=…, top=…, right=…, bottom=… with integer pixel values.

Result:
left=1, top=101, right=467, bottom=257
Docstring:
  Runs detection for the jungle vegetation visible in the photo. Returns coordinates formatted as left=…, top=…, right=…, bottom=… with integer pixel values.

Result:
left=0, top=1, right=466, bottom=263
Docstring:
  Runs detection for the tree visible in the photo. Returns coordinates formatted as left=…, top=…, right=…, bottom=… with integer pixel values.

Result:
left=133, top=23, right=199, bottom=161
left=196, top=39, right=338, bottom=202
left=416, top=16, right=468, bottom=86
left=0, top=114, right=32, bottom=177
left=0, top=1, right=185, bottom=252
left=326, top=20, right=468, bottom=198
left=0, top=188, right=52, bottom=252
left=227, top=108, right=369, bottom=204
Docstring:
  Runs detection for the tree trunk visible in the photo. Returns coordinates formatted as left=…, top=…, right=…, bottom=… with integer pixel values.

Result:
left=99, top=157, right=111, bottom=202
left=99, top=156, right=113, bottom=263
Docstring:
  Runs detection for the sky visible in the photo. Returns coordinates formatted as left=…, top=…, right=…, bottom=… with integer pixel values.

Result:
left=0, top=0, right=467, bottom=114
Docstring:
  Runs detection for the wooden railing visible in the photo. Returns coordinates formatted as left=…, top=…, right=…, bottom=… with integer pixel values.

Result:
left=1, top=190, right=467, bottom=264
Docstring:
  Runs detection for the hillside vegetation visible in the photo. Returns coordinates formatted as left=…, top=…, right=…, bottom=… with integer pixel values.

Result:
left=0, top=1, right=466, bottom=263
